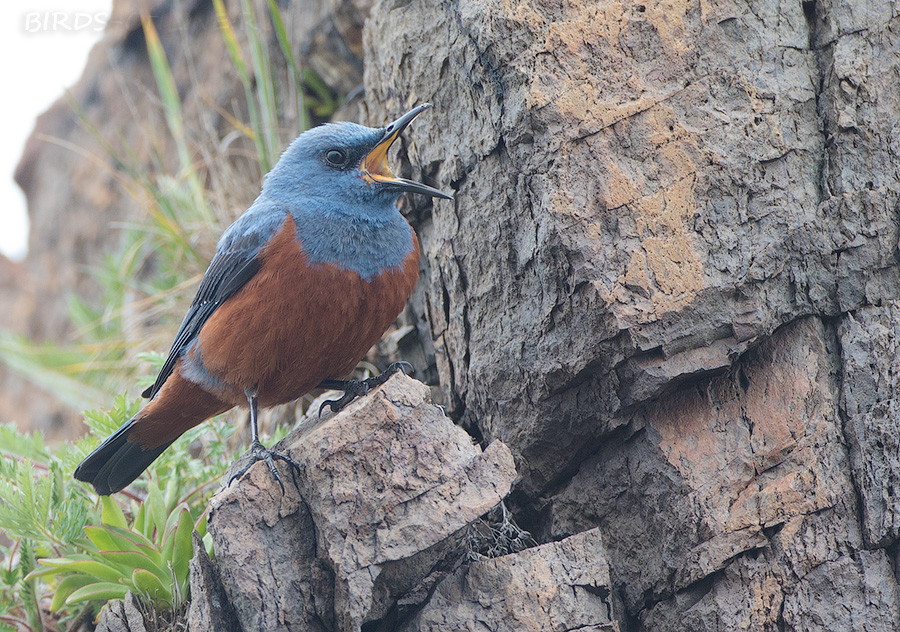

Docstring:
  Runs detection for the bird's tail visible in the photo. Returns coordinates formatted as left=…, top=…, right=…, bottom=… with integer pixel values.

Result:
left=73, top=419, right=174, bottom=496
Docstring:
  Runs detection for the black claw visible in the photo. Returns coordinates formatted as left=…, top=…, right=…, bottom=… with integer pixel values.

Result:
left=229, top=440, right=301, bottom=495
left=318, top=362, right=412, bottom=417
left=319, top=381, right=370, bottom=416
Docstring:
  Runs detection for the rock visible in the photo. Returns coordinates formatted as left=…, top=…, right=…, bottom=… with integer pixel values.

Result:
left=544, top=317, right=898, bottom=628
left=401, top=528, right=618, bottom=632
left=187, top=531, right=241, bottom=632
left=207, top=373, right=517, bottom=632
left=838, top=305, right=900, bottom=548
left=363, top=0, right=900, bottom=498
left=360, top=0, right=900, bottom=627
left=782, top=551, right=900, bottom=632
left=205, top=463, right=332, bottom=632
left=95, top=592, right=148, bottom=632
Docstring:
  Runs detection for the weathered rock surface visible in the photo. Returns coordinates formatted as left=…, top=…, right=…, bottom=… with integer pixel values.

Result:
left=544, top=317, right=894, bottom=628
left=95, top=592, right=149, bottom=632
left=207, top=374, right=517, bottom=632
left=402, top=527, right=617, bottom=632
left=364, top=0, right=900, bottom=497
left=187, top=531, right=240, bottom=632
left=839, top=305, right=900, bottom=549
left=361, top=0, right=900, bottom=628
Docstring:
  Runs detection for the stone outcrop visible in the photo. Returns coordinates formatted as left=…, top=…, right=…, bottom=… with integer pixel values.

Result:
left=95, top=592, right=150, bottom=632
left=401, top=528, right=617, bottom=632
left=99, top=375, right=601, bottom=632
left=206, top=374, right=518, bottom=632
left=363, top=0, right=900, bottom=628
left=13, top=0, right=900, bottom=629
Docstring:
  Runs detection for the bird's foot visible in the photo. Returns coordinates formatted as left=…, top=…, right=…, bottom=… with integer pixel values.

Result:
left=318, top=362, right=412, bottom=416
left=229, top=440, right=301, bottom=495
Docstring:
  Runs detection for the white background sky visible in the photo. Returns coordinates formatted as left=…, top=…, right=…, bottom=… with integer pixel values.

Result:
left=0, top=1, right=110, bottom=261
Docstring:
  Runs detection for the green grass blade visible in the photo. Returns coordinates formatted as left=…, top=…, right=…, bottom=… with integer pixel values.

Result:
left=267, top=0, right=309, bottom=130
left=240, top=0, right=279, bottom=166
left=213, top=0, right=270, bottom=171
left=0, top=331, right=112, bottom=411
left=141, top=13, right=212, bottom=223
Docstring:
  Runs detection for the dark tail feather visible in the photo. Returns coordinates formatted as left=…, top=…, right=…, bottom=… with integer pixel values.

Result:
left=74, top=419, right=173, bottom=495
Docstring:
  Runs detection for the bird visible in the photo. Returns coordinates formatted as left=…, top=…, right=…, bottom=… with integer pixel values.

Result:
left=74, top=103, right=451, bottom=496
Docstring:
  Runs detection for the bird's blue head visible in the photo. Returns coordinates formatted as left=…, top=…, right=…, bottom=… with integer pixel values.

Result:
left=261, top=104, right=451, bottom=217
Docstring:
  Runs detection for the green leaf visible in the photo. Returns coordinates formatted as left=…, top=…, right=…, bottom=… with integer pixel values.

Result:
left=194, top=511, right=208, bottom=539
left=161, top=505, right=187, bottom=563
left=134, top=499, right=149, bottom=539
left=132, top=568, right=172, bottom=605
left=66, top=581, right=130, bottom=604
left=83, top=525, right=118, bottom=551
left=0, top=424, right=49, bottom=462
left=89, top=526, right=149, bottom=559
left=82, top=395, right=141, bottom=437
left=170, top=510, right=194, bottom=586
left=17, top=540, right=42, bottom=632
left=101, top=496, right=128, bottom=529
left=102, top=550, right=170, bottom=585
left=146, top=480, right=168, bottom=539
left=106, top=525, right=156, bottom=550
left=163, top=476, right=178, bottom=512
left=50, top=574, right=96, bottom=611
left=29, top=557, right=123, bottom=583
left=202, top=532, right=214, bottom=558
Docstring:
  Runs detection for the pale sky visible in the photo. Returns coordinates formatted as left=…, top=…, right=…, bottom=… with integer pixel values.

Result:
left=0, top=1, right=110, bottom=261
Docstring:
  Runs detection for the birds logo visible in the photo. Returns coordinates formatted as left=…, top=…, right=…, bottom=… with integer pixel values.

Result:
left=74, top=104, right=451, bottom=495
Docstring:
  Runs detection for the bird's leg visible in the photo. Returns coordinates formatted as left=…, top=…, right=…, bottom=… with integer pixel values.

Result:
left=318, top=362, right=412, bottom=416
left=229, top=385, right=301, bottom=495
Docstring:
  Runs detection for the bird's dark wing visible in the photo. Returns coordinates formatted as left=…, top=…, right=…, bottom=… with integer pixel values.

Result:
left=141, top=230, right=267, bottom=400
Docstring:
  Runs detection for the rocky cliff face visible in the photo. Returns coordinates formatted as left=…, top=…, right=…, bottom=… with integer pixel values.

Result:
left=365, top=0, right=900, bottom=627
left=9, top=0, right=900, bottom=629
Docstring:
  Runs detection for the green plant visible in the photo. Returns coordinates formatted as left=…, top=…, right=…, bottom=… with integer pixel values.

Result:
left=0, top=393, right=278, bottom=629
left=26, top=492, right=199, bottom=610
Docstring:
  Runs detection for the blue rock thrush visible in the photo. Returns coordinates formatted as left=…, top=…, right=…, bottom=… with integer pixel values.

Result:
left=74, top=104, right=451, bottom=495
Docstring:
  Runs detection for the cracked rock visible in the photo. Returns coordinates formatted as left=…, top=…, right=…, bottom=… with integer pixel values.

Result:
left=187, top=531, right=240, bottom=632
left=207, top=374, right=517, bottom=632
left=401, top=528, right=618, bottom=632
left=95, top=593, right=148, bottom=632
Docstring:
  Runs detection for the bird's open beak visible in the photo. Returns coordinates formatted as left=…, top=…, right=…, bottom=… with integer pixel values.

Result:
left=361, top=103, right=453, bottom=200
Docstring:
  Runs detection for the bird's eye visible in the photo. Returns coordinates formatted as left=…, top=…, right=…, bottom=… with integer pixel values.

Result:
left=324, top=149, right=347, bottom=167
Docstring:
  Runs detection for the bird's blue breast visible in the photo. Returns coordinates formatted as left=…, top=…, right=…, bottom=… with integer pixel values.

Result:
left=290, top=203, right=413, bottom=281
left=219, top=195, right=414, bottom=282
